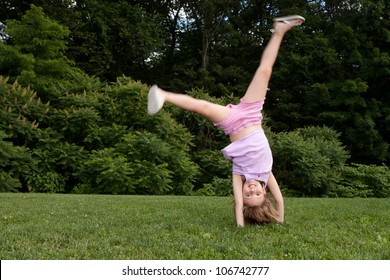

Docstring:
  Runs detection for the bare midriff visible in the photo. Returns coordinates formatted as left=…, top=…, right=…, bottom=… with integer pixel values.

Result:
left=229, top=124, right=263, bottom=142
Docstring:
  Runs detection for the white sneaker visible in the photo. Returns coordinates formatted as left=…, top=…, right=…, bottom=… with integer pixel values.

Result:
left=273, top=15, right=305, bottom=26
left=270, top=15, right=305, bottom=33
left=147, top=85, right=165, bottom=115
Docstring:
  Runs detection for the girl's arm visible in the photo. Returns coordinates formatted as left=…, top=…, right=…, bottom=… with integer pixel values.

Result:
left=267, top=172, right=284, bottom=223
left=232, top=174, right=245, bottom=227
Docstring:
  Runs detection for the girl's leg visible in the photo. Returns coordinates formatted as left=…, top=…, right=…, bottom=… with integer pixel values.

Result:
left=149, top=86, right=231, bottom=123
left=242, top=19, right=304, bottom=103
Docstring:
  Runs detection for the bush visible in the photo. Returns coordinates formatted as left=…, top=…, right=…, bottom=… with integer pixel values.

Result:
left=0, top=142, right=23, bottom=191
left=0, top=77, right=50, bottom=145
left=269, top=126, right=349, bottom=196
left=74, top=131, right=199, bottom=195
left=0, top=171, right=22, bottom=192
left=192, top=149, right=232, bottom=196
left=330, top=164, right=390, bottom=198
left=0, top=130, right=32, bottom=192
left=194, top=177, right=233, bottom=197
left=127, top=160, right=173, bottom=195
left=115, top=131, right=199, bottom=195
left=83, top=124, right=128, bottom=150
left=49, top=106, right=100, bottom=145
left=269, top=126, right=390, bottom=198
left=295, top=126, right=350, bottom=166
left=29, top=128, right=87, bottom=191
left=27, top=171, right=66, bottom=193
left=74, top=148, right=135, bottom=194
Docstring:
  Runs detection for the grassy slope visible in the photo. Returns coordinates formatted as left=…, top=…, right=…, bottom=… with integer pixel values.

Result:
left=0, top=193, right=389, bottom=260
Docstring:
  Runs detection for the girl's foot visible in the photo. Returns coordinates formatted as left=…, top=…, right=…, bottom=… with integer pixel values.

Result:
left=147, top=85, right=165, bottom=115
left=273, top=15, right=305, bottom=25
left=270, top=15, right=305, bottom=34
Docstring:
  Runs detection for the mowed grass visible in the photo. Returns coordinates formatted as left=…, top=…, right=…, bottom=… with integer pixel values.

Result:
left=0, top=193, right=389, bottom=260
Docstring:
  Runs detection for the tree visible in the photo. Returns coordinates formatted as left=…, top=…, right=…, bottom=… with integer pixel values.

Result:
left=55, top=0, right=164, bottom=82
left=0, top=1, right=389, bottom=191
left=0, top=4, right=92, bottom=101
left=266, top=0, right=389, bottom=164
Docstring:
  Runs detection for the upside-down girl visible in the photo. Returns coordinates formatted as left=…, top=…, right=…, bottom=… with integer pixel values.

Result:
left=147, top=15, right=305, bottom=227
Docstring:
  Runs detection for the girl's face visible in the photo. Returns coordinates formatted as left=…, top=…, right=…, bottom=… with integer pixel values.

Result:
left=242, top=180, right=266, bottom=207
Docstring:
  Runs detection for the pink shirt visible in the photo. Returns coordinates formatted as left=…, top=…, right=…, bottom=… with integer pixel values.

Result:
left=222, top=129, right=273, bottom=184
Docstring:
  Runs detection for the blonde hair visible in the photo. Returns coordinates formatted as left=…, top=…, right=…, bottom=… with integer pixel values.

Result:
left=243, top=193, right=278, bottom=224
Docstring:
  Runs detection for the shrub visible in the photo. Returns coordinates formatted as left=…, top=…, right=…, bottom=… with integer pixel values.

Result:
left=30, top=128, right=87, bottom=192
left=76, top=130, right=199, bottom=195
left=192, top=149, right=232, bottom=196
left=0, top=171, right=22, bottom=192
left=269, top=126, right=349, bottom=196
left=128, top=160, right=173, bottom=195
left=115, top=131, right=199, bottom=195
left=330, top=164, right=390, bottom=198
left=26, top=171, right=66, bottom=193
left=295, top=126, right=350, bottom=166
left=0, top=77, right=50, bottom=145
left=0, top=131, right=25, bottom=192
left=195, top=177, right=233, bottom=197
left=104, top=77, right=195, bottom=152
left=48, top=106, right=100, bottom=145
left=83, top=124, right=128, bottom=150
left=74, top=148, right=135, bottom=194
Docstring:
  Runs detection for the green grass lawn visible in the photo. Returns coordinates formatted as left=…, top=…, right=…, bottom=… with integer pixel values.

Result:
left=0, top=193, right=389, bottom=260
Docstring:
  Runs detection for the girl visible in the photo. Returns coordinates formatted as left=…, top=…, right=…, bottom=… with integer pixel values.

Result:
left=147, top=15, right=305, bottom=227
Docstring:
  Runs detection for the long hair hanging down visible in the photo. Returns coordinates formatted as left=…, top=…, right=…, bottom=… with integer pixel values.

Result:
left=243, top=193, right=278, bottom=224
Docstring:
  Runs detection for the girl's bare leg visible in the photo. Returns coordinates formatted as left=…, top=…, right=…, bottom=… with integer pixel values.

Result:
left=242, top=19, right=304, bottom=103
left=160, top=89, right=231, bottom=123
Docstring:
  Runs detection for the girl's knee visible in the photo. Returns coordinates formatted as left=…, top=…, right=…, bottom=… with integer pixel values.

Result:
left=257, top=65, right=272, bottom=79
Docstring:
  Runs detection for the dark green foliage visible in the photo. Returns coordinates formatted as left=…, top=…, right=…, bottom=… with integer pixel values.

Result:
left=74, top=130, right=200, bottom=195
left=270, top=126, right=349, bottom=196
left=1, top=5, right=70, bottom=95
left=83, top=124, right=128, bottom=150
left=0, top=77, right=49, bottom=145
left=29, top=128, right=86, bottom=193
left=0, top=73, right=200, bottom=195
left=333, top=164, right=390, bottom=198
left=266, top=5, right=389, bottom=164
left=115, top=131, right=199, bottom=195
left=1, top=1, right=389, bottom=164
left=26, top=171, right=66, bottom=193
left=74, top=148, right=135, bottom=195
left=0, top=4, right=101, bottom=101
left=0, top=130, right=28, bottom=192
left=193, top=149, right=232, bottom=196
left=0, top=3, right=389, bottom=197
